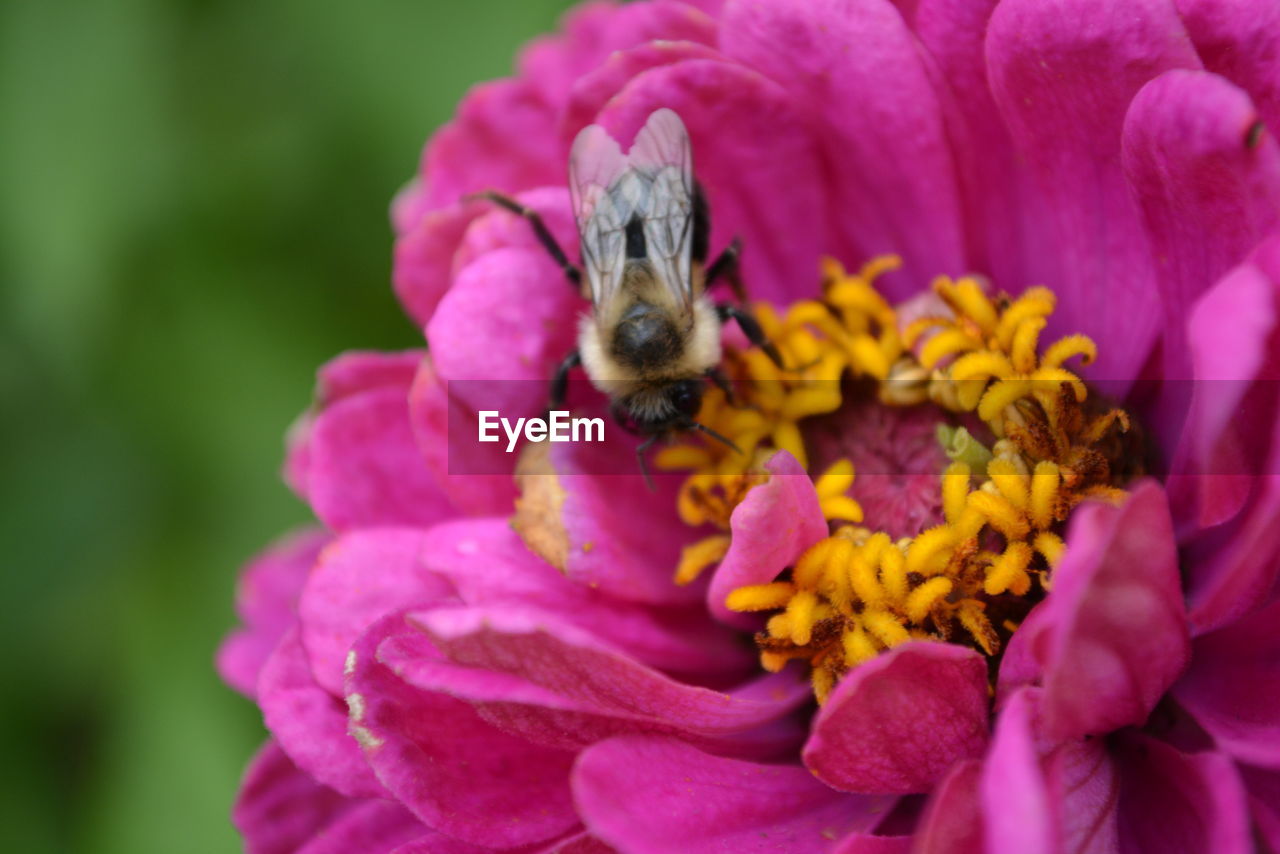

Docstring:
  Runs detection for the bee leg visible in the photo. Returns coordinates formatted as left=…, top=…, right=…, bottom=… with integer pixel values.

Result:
left=716, top=303, right=785, bottom=369
left=548, top=349, right=581, bottom=413
left=635, top=434, right=660, bottom=491
left=704, top=237, right=747, bottom=304
left=704, top=366, right=738, bottom=406
left=465, top=190, right=583, bottom=290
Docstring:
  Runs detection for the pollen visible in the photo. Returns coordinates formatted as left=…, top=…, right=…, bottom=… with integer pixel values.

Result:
left=659, top=256, right=1140, bottom=702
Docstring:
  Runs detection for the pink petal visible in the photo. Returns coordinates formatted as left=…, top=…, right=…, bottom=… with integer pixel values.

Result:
left=419, top=78, right=562, bottom=211
left=573, top=736, right=891, bottom=854
left=346, top=613, right=579, bottom=849
left=259, top=627, right=385, bottom=798
left=1174, top=598, right=1280, bottom=767
left=217, top=528, right=329, bottom=698
left=287, top=352, right=428, bottom=502
left=426, top=247, right=579, bottom=419
left=803, top=642, right=990, bottom=795
left=709, top=451, right=829, bottom=629
left=392, top=204, right=482, bottom=328
left=542, top=435, right=707, bottom=606
left=561, top=41, right=726, bottom=148
left=518, top=0, right=719, bottom=109
left=390, top=177, right=427, bottom=237
left=1184, top=470, right=1280, bottom=633
left=1176, top=0, right=1280, bottom=134
left=985, top=0, right=1201, bottom=382
left=1240, top=764, right=1280, bottom=852
left=406, top=359, right=517, bottom=515
left=719, top=0, right=966, bottom=294
left=419, top=517, right=753, bottom=684
left=591, top=58, right=830, bottom=306
left=451, top=186, right=577, bottom=274
left=394, top=605, right=810, bottom=758
left=1111, top=733, right=1252, bottom=854
left=298, top=528, right=455, bottom=695
left=302, top=381, right=457, bottom=530
left=296, top=800, right=427, bottom=854
left=910, top=759, right=983, bottom=854
left=1035, top=482, right=1190, bottom=740
left=232, top=740, right=354, bottom=854
left=315, top=351, right=425, bottom=407
left=905, top=0, right=1049, bottom=291
left=993, top=598, right=1053, bottom=706
left=1122, top=69, right=1280, bottom=383
left=387, top=833, right=529, bottom=854
left=1043, top=739, right=1119, bottom=854
left=1169, top=259, right=1280, bottom=536
left=832, top=835, right=911, bottom=854
left=980, top=689, right=1052, bottom=854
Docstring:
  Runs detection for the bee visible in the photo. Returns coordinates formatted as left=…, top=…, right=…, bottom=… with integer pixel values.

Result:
left=471, top=108, right=781, bottom=479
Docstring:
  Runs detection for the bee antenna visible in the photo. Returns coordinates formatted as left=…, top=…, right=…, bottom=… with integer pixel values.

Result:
left=689, top=421, right=742, bottom=455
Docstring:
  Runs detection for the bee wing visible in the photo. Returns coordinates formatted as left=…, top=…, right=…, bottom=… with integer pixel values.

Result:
left=569, top=109, right=695, bottom=314
left=569, top=124, right=630, bottom=308
left=629, top=108, right=695, bottom=314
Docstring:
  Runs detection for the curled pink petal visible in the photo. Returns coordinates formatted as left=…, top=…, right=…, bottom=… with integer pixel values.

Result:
left=708, top=450, right=828, bottom=629
left=573, top=736, right=891, bottom=854
left=419, top=517, right=753, bottom=683
left=298, top=528, right=455, bottom=695
left=345, top=613, right=579, bottom=848
left=1122, top=69, right=1280, bottom=384
left=979, top=689, right=1051, bottom=854
left=259, top=628, right=384, bottom=799
left=803, top=642, right=989, bottom=795
left=393, top=605, right=810, bottom=758
left=1036, top=482, right=1189, bottom=740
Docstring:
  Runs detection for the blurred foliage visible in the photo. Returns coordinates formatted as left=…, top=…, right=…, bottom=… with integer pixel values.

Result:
left=0, top=0, right=574, bottom=851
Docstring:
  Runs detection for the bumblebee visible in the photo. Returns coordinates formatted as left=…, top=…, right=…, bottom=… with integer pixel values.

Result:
left=473, top=108, right=780, bottom=477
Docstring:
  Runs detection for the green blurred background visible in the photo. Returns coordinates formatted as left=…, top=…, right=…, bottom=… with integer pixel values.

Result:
left=0, top=1, right=573, bottom=850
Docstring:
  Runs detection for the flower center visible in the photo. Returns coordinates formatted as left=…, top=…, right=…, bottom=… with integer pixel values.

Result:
left=667, top=257, right=1140, bottom=703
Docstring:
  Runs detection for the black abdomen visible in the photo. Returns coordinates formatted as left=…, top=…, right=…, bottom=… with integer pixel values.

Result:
left=612, top=302, right=683, bottom=369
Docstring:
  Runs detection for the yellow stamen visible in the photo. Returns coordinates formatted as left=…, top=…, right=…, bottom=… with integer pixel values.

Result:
left=786, top=590, right=820, bottom=645
left=674, top=534, right=731, bottom=586
left=726, top=582, right=796, bottom=612
left=905, top=577, right=953, bottom=623
left=656, top=257, right=1136, bottom=704
left=942, top=462, right=971, bottom=525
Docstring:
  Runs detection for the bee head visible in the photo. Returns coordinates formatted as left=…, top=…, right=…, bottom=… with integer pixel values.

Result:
left=614, top=378, right=705, bottom=436
left=667, top=378, right=704, bottom=421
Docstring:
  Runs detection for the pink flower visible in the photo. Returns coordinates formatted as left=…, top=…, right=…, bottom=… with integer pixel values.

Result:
left=221, top=1, right=1280, bottom=851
